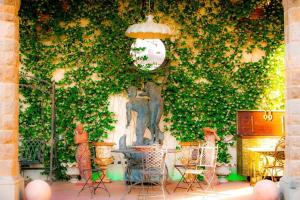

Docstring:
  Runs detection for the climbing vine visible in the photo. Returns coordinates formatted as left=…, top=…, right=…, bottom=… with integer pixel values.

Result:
left=19, top=0, right=284, bottom=178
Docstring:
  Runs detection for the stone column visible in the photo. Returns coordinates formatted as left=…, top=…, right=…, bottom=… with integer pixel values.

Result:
left=0, top=0, right=24, bottom=200
left=280, top=0, right=300, bottom=199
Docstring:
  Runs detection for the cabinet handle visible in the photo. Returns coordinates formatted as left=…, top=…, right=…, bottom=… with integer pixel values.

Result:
left=282, top=116, right=285, bottom=134
left=251, top=116, right=254, bottom=133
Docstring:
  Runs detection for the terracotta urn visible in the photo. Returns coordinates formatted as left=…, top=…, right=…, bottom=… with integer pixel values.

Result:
left=249, top=8, right=264, bottom=20
left=216, top=163, right=231, bottom=183
left=93, top=142, right=115, bottom=183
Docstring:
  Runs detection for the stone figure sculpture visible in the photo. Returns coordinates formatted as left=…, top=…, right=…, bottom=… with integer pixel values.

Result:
left=74, top=123, right=92, bottom=181
left=140, top=82, right=164, bottom=144
left=126, top=86, right=150, bottom=145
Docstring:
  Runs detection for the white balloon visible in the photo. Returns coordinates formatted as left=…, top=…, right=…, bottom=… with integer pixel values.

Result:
left=130, top=39, right=166, bottom=70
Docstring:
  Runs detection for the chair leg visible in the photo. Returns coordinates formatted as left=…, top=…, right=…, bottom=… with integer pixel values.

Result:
left=78, top=177, right=91, bottom=196
left=94, top=173, right=110, bottom=197
left=174, top=174, right=186, bottom=192
left=186, top=175, right=197, bottom=192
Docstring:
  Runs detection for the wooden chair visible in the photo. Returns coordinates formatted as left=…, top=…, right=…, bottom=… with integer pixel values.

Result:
left=262, top=136, right=285, bottom=181
left=173, top=144, right=201, bottom=192
left=183, top=145, right=218, bottom=192
left=78, top=146, right=110, bottom=198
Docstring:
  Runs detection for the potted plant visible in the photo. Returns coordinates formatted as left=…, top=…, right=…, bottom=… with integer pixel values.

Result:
left=216, top=162, right=231, bottom=183
left=216, top=135, right=234, bottom=183
left=61, top=162, right=80, bottom=183
left=216, top=138, right=233, bottom=183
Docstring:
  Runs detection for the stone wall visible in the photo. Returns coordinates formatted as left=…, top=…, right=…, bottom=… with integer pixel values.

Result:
left=0, top=1, right=24, bottom=200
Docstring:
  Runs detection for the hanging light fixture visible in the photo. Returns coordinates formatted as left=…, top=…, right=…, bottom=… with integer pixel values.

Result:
left=126, top=0, right=172, bottom=71
left=125, top=15, right=172, bottom=39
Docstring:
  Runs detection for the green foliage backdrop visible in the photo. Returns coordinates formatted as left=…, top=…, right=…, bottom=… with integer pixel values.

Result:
left=19, top=0, right=284, bottom=178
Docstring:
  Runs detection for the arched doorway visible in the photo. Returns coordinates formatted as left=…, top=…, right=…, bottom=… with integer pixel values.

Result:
left=0, top=0, right=300, bottom=199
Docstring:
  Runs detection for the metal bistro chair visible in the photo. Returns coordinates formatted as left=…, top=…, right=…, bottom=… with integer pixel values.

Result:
left=262, top=136, right=285, bottom=181
left=19, top=139, right=46, bottom=176
left=173, top=144, right=201, bottom=192
left=78, top=146, right=110, bottom=199
left=183, top=145, right=218, bottom=192
left=139, top=148, right=167, bottom=200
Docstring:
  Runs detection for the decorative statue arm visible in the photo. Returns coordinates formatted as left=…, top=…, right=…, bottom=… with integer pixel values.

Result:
left=126, top=103, right=132, bottom=128
left=138, top=91, right=148, bottom=97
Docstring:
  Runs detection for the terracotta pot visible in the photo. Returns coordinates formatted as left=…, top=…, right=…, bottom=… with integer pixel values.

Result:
left=250, top=8, right=264, bottom=20
left=93, top=142, right=115, bottom=183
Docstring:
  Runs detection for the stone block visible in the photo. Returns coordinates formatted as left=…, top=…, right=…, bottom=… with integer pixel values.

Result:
left=0, top=21, right=17, bottom=39
left=289, top=7, right=300, bottom=22
left=286, top=125, right=300, bottom=135
left=0, top=159, right=18, bottom=176
left=1, top=101, right=17, bottom=115
left=286, top=160, right=300, bottom=176
left=287, top=147, right=300, bottom=160
left=286, top=99, right=300, bottom=113
left=283, top=0, right=300, bottom=10
left=286, top=42, right=300, bottom=66
left=280, top=176, right=300, bottom=200
left=0, top=176, right=24, bottom=200
left=0, top=144, right=17, bottom=160
left=286, top=69, right=300, bottom=85
left=0, top=50, right=17, bottom=65
left=286, top=136, right=300, bottom=149
left=0, top=64, right=18, bottom=83
left=289, top=22, right=300, bottom=42
left=287, top=86, right=300, bottom=99
left=286, top=114, right=300, bottom=125
left=0, top=83, right=18, bottom=100
left=1, top=114, right=18, bottom=130
left=0, top=130, right=17, bottom=144
left=0, top=5, right=18, bottom=21
left=0, top=39, right=17, bottom=52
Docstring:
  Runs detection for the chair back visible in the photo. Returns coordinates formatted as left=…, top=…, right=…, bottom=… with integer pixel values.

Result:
left=198, top=145, right=218, bottom=168
left=144, top=148, right=167, bottom=174
left=274, top=136, right=285, bottom=162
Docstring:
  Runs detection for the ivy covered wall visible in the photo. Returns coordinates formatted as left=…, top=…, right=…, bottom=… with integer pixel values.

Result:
left=19, top=0, right=284, bottom=179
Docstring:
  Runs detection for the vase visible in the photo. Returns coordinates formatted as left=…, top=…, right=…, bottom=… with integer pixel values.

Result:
left=93, top=142, right=115, bottom=183
left=66, top=166, right=80, bottom=183
left=216, top=164, right=231, bottom=183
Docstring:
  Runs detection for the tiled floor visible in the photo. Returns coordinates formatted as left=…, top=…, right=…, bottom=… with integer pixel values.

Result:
left=51, top=181, right=254, bottom=200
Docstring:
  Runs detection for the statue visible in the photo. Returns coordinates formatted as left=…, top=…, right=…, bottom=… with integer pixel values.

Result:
left=74, top=123, right=92, bottom=181
left=126, top=86, right=150, bottom=145
left=140, top=82, right=164, bottom=144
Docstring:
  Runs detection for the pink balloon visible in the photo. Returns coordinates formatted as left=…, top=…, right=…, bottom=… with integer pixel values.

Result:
left=25, top=180, right=51, bottom=200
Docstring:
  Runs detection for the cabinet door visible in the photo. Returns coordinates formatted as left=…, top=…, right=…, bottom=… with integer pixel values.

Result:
left=237, top=111, right=253, bottom=136
left=237, top=111, right=285, bottom=136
